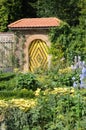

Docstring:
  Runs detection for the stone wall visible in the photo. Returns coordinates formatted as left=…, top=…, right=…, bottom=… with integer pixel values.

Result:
left=0, top=33, right=14, bottom=72
left=0, top=28, right=51, bottom=72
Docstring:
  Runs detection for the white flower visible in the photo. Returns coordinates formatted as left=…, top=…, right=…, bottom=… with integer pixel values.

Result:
left=72, top=77, right=75, bottom=80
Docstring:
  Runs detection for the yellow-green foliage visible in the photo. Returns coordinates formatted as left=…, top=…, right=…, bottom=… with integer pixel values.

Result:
left=59, top=66, right=72, bottom=74
left=0, top=98, right=36, bottom=112
left=0, top=87, right=86, bottom=130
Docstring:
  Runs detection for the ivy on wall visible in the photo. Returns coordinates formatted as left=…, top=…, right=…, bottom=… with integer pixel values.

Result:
left=49, top=21, right=86, bottom=68
left=11, top=32, right=26, bottom=70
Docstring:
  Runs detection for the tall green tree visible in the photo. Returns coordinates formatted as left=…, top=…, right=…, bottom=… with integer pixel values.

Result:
left=21, top=0, right=37, bottom=18
left=0, top=0, right=22, bottom=31
left=36, top=0, right=81, bottom=26
left=79, top=0, right=86, bottom=27
left=0, top=0, right=37, bottom=32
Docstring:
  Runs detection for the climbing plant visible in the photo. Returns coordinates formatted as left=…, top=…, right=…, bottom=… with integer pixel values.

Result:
left=11, top=32, right=26, bottom=70
left=49, top=21, right=86, bottom=67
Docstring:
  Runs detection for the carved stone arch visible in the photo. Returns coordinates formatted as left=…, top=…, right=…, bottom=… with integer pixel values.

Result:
left=23, top=34, right=51, bottom=72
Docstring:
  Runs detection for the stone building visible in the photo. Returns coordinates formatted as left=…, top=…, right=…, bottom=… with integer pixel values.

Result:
left=0, top=17, right=60, bottom=72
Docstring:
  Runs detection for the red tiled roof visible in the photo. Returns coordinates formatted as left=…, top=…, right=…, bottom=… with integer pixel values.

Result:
left=8, top=17, right=60, bottom=29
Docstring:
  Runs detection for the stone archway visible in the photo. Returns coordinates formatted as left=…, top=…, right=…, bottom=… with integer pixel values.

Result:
left=23, top=34, right=51, bottom=72
left=29, top=39, right=48, bottom=72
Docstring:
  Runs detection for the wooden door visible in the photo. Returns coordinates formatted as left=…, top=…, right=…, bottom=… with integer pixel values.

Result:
left=29, top=39, right=48, bottom=71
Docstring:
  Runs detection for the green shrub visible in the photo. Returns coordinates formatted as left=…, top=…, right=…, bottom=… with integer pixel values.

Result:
left=27, top=90, right=86, bottom=130
left=0, top=81, right=8, bottom=90
left=49, top=21, right=86, bottom=66
left=0, top=88, right=86, bottom=130
left=0, top=72, right=15, bottom=81
left=5, top=107, right=28, bottom=130
left=38, top=68, right=81, bottom=89
left=0, top=91, right=16, bottom=98
left=0, top=77, right=17, bottom=91
left=16, top=73, right=40, bottom=91
left=0, top=72, right=16, bottom=91
left=17, top=89, right=35, bottom=98
left=56, top=69, right=81, bottom=87
left=0, top=89, right=35, bottom=99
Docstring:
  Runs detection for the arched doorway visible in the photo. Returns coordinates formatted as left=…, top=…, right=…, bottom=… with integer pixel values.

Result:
left=29, top=39, right=48, bottom=72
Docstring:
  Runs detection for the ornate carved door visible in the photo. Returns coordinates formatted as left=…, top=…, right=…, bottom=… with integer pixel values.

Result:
left=29, top=39, right=48, bottom=71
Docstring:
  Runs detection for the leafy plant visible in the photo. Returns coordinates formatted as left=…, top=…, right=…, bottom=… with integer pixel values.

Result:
left=5, top=107, right=28, bottom=130
left=49, top=20, right=86, bottom=67
left=16, top=73, right=40, bottom=91
left=0, top=72, right=15, bottom=81
left=0, top=72, right=16, bottom=91
left=0, top=89, right=34, bottom=99
left=27, top=89, right=86, bottom=130
left=0, top=87, right=86, bottom=130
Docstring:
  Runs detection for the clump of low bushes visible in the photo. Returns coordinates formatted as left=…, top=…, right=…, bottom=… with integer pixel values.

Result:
left=0, top=88, right=86, bottom=130
left=0, top=72, right=41, bottom=99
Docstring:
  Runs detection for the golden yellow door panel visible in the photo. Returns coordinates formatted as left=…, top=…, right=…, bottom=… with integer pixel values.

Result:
left=29, top=39, right=48, bottom=71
